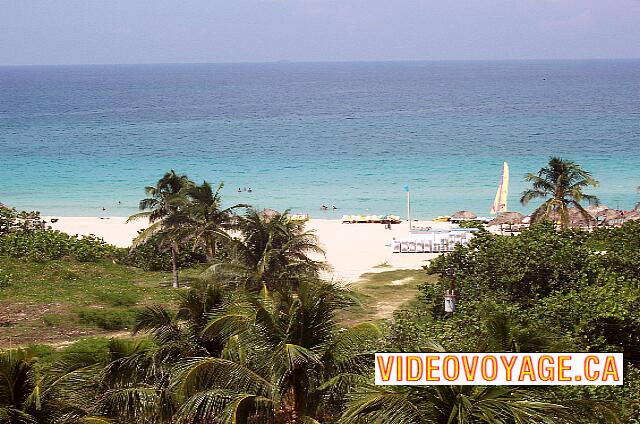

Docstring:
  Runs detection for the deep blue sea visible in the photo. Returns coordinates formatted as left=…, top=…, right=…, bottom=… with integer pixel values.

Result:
left=1, top=60, right=639, bottom=218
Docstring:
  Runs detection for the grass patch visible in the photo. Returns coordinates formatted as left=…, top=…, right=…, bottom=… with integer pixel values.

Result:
left=339, top=269, right=437, bottom=325
left=95, top=291, right=141, bottom=307
left=75, top=307, right=139, bottom=330
left=0, top=256, right=204, bottom=347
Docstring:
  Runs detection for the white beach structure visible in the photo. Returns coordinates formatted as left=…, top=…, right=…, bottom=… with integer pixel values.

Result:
left=391, top=228, right=479, bottom=253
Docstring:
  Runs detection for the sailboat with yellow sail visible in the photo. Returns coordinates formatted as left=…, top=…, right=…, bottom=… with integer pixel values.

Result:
left=490, top=162, right=509, bottom=214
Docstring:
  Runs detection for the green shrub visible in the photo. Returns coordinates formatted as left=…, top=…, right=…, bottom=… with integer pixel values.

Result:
left=458, top=220, right=484, bottom=228
left=0, top=230, right=118, bottom=262
left=75, top=307, right=138, bottom=330
left=0, top=208, right=45, bottom=234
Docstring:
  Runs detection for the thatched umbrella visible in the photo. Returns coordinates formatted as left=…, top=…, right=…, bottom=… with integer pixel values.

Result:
left=567, top=208, right=597, bottom=228
left=260, top=208, right=280, bottom=220
left=488, top=211, right=524, bottom=227
left=623, top=210, right=640, bottom=221
left=599, top=209, right=624, bottom=226
left=539, top=208, right=596, bottom=228
left=585, top=204, right=609, bottom=218
left=451, top=210, right=477, bottom=220
left=601, top=209, right=622, bottom=220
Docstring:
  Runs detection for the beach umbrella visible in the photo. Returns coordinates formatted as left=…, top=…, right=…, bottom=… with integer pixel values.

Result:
left=488, top=211, right=524, bottom=226
left=599, top=209, right=624, bottom=226
left=623, top=210, right=640, bottom=221
left=601, top=209, right=622, bottom=220
left=567, top=208, right=597, bottom=228
left=547, top=208, right=597, bottom=228
left=260, top=208, right=280, bottom=220
left=451, top=210, right=477, bottom=220
left=585, top=204, right=609, bottom=218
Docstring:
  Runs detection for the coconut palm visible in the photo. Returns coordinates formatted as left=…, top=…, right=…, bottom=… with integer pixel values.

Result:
left=341, top=384, right=572, bottom=424
left=0, top=348, right=108, bottom=424
left=520, top=157, right=599, bottom=228
left=183, top=181, right=247, bottom=261
left=207, top=208, right=327, bottom=291
left=171, top=280, right=381, bottom=423
left=129, top=170, right=193, bottom=288
left=133, top=282, right=232, bottom=361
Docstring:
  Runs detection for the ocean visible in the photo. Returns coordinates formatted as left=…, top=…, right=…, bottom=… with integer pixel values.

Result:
left=1, top=60, right=639, bottom=218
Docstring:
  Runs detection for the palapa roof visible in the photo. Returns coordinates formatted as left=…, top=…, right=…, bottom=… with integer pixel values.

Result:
left=600, top=209, right=623, bottom=221
left=544, top=207, right=596, bottom=227
left=260, top=208, right=280, bottom=219
left=584, top=204, right=610, bottom=218
left=622, top=210, right=640, bottom=221
left=488, top=211, right=524, bottom=226
left=451, top=210, right=477, bottom=220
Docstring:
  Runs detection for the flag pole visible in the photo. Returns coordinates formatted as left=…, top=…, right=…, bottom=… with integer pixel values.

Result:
left=406, top=186, right=411, bottom=231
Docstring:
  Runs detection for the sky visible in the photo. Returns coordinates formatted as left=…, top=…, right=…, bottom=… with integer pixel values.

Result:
left=1, top=0, right=640, bottom=65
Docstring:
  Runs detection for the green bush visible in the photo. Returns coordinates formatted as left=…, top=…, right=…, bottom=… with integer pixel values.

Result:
left=0, top=208, right=46, bottom=234
left=75, top=307, right=138, bottom=330
left=0, top=230, right=118, bottom=262
left=458, top=220, right=484, bottom=229
left=422, top=221, right=640, bottom=360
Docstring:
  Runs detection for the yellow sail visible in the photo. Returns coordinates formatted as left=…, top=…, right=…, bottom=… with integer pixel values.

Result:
left=490, top=162, right=509, bottom=214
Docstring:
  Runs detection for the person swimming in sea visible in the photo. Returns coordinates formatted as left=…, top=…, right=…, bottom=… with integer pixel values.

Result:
left=321, top=205, right=328, bottom=211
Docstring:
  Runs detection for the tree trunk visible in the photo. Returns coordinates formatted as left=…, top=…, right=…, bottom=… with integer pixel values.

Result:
left=171, top=245, right=179, bottom=288
left=205, top=235, right=215, bottom=262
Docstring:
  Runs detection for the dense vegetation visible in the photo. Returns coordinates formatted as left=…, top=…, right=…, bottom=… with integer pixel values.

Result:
left=385, top=222, right=640, bottom=422
left=2, top=163, right=640, bottom=423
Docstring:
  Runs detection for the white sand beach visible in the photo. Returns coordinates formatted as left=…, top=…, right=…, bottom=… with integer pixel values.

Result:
left=45, top=217, right=446, bottom=282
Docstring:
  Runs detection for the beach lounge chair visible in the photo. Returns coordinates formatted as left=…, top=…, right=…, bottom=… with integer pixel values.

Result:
left=424, top=240, right=433, bottom=252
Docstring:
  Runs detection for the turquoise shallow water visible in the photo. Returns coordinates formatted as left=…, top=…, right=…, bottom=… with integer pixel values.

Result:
left=1, top=60, right=639, bottom=218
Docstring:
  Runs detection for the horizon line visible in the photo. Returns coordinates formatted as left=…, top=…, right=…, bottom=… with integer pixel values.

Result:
left=2, top=57, right=640, bottom=68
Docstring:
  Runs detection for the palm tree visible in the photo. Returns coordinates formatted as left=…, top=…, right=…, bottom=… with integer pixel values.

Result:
left=129, top=170, right=193, bottom=288
left=171, top=280, right=382, bottom=423
left=133, top=282, right=232, bottom=361
left=341, top=384, right=572, bottom=424
left=521, top=157, right=599, bottom=228
left=207, top=208, right=327, bottom=291
left=184, top=181, right=246, bottom=262
left=0, top=348, right=107, bottom=424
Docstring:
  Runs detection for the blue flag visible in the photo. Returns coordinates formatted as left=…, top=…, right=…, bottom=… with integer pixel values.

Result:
left=403, top=184, right=410, bottom=192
